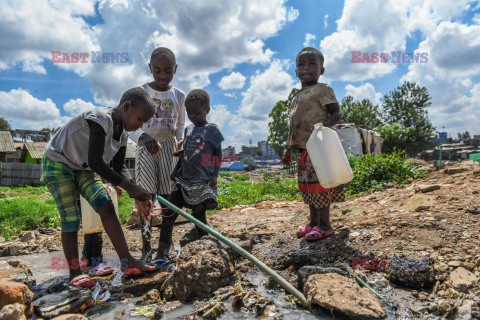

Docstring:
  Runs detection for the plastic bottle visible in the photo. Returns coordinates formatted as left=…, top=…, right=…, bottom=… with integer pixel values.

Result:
left=306, top=123, right=354, bottom=188
left=81, top=186, right=119, bottom=234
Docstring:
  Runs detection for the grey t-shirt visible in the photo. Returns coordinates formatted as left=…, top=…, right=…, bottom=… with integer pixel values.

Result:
left=45, top=107, right=128, bottom=171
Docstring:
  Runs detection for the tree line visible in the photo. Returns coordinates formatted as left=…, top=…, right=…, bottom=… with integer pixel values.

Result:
left=268, top=81, right=437, bottom=157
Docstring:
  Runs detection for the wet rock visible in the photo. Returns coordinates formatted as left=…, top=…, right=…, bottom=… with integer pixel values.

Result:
left=304, top=273, right=386, bottom=319
left=170, top=237, right=235, bottom=301
left=51, top=315, right=88, bottom=320
left=0, top=259, right=35, bottom=287
left=32, top=276, right=68, bottom=299
left=0, top=280, right=34, bottom=318
left=386, top=255, right=435, bottom=288
left=136, top=289, right=161, bottom=306
left=231, top=284, right=269, bottom=313
left=447, top=267, right=477, bottom=293
left=297, top=266, right=347, bottom=289
left=20, top=231, right=36, bottom=243
left=280, top=229, right=359, bottom=270
left=152, top=301, right=183, bottom=320
left=179, top=228, right=198, bottom=247
left=115, top=271, right=171, bottom=297
left=32, top=288, right=91, bottom=319
left=415, top=184, right=441, bottom=193
left=0, top=303, right=26, bottom=320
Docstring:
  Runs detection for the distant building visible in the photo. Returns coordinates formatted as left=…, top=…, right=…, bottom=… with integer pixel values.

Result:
left=240, top=145, right=258, bottom=157
left=11, top=129, right=50, bottom=143
left=0, top=131, right=16, bottom=163
left=257, top=141, right=275, bottom=158
left=20, top=142, right=48, bottom=164
left=222, top=146, right=235, bottom=157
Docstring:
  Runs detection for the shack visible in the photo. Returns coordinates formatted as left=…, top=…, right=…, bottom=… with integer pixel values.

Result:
left=21, top=142, right=48, bottom=164
left=0, top=131, right=16, bottom=162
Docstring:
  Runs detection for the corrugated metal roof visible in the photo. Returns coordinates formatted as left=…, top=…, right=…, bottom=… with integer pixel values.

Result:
left=24, top=142, right=48, bottom=159
left=126, top=144, right=136, bottom=159
left=0, top=131, right=15, bottom=153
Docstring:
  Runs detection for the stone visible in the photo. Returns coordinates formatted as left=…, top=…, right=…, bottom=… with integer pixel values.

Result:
left=281, top=230, right=359, bottom=270
left=152, top=301, right=183, bottom=320
left=0, top=303, right=26, bottom=320
left=456, top=300, right=474, bottom=320
left=0, top=280, right=34, bottom=318
left=113, top=271, right=171, bottom=297
left=297, top=266, right=347, bottom=289
left=386, top=255, right=435, bottom=288
left=445, top=167, right=468, bottom=174
left=0, top=259, right=35, bottom=287
left=0, top=243, right=24, bottom=257
left=415, top=185, right=441, bottom=193
left=169, top=237, right=235, bottom=301
left=448, top=260, right=461, bottom=268
left=32, top=289, right=91, bottom=319
left=136, top=289, right=161, bottom=306
left=304, top=273, right=387, bottom=319
left=20, top=231, right=35, bottom=243
left=447, top=267, right=477, bottom=293
left=51, top=315, right=88, bottom=320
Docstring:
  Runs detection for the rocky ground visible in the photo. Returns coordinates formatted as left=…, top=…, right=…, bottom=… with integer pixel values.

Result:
left=0, top=161, right=479, bottom=319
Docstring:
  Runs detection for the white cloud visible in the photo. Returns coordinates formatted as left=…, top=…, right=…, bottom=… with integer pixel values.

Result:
left=303, top=33, right=317, bottom=48
left=324, top=14, right=329, bottom=28
left=218, top=72, right=246, bottom=90
left=208, top=105, right=232, bottom=130
left=227, top=59, right=296, bottom=146
left=0, top=89, right=70, bottom=129
left=344, top=83, right=382, bottom=105
left=224, top=92, right=237, bottom=98
left=0, top=0, right=298, bottom=108
left=63, top=98, right=98, bottom=116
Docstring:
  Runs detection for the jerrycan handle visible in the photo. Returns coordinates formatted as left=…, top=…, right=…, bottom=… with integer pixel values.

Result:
left=313, top=123, right=324, bottom=130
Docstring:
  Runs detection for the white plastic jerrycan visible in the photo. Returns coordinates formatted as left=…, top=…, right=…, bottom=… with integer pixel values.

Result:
left=306, top=123, right=354, bottom=188
left=81, top=185, right=119, bottom=234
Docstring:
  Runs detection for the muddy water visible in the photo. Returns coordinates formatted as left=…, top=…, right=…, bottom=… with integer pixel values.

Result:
left=2, top=251, right=409, bottom=319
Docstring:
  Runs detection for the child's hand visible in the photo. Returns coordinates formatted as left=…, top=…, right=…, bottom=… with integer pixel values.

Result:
left=172, top=139, right=184, bottom=157
left=282, top=149, right=293, bottom=166
left=209, top=176, right=218, bottom=189
left=126, top=183, right=151, bottom=202
left=113, top=186, right=124, bottom=197
left=140, top=134, right=162, bottom=155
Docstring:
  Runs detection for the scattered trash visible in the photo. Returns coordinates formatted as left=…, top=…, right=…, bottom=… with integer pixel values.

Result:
left=130, top=302, right=163, bottom=318
left=76, top=282, right=110, bottom=313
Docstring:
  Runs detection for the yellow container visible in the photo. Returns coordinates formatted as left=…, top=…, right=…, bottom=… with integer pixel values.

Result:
left=81, top=186, right=119, bottom=234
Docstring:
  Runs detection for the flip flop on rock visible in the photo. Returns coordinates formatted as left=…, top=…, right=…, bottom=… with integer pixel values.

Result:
left=151, top=259, right=170, bottom=271
left=305, top=227, right=334, bottom=241
left=70, top=274, right=95, bottom=289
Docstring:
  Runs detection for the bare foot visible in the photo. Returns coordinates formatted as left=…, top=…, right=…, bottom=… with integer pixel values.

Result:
left=123, top=258, right=156, bottom=272
left=69, top=270, right=83, bottom=281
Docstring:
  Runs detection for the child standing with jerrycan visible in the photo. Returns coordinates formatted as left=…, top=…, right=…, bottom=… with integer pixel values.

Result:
left=128, top=47, right=186, bottom=262
left=283, top=47, right=345, bottom=242
left=42, top=87, right=157, bottom=281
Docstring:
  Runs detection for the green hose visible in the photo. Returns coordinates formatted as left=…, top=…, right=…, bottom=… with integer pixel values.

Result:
left=156, top=195, right=309, bottom=308
left=354, top=275, right=384, bottom=300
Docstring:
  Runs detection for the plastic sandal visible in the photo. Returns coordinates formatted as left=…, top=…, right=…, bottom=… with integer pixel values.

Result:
left=305, top=227, right=334, bottom=241
left=296, top=224, right=313, bottom=238
left=70, top=274, right=95, bottom=289
left=151, top=259, right=170, bottom=271
left=89, top=262, right=114, bottom=277
left=122, top=268, right=144, bottom=277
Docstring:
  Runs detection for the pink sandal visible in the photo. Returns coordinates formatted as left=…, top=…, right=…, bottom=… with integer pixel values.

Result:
left=305, top=227, right=334, bottom=241
left=296, top=224, right=314, bottom=238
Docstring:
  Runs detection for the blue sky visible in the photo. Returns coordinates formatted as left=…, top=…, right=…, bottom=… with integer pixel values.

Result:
left=1, top=0, right=479, bottom=150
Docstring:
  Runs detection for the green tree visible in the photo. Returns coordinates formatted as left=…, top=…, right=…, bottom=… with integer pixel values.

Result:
left=340, top=95, right=382, bottom=130
left=267, top=88, right=298, bottom=156
left=0, top=117, right=11, bottom=130
left=381, top=82, right=435, bottom=156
